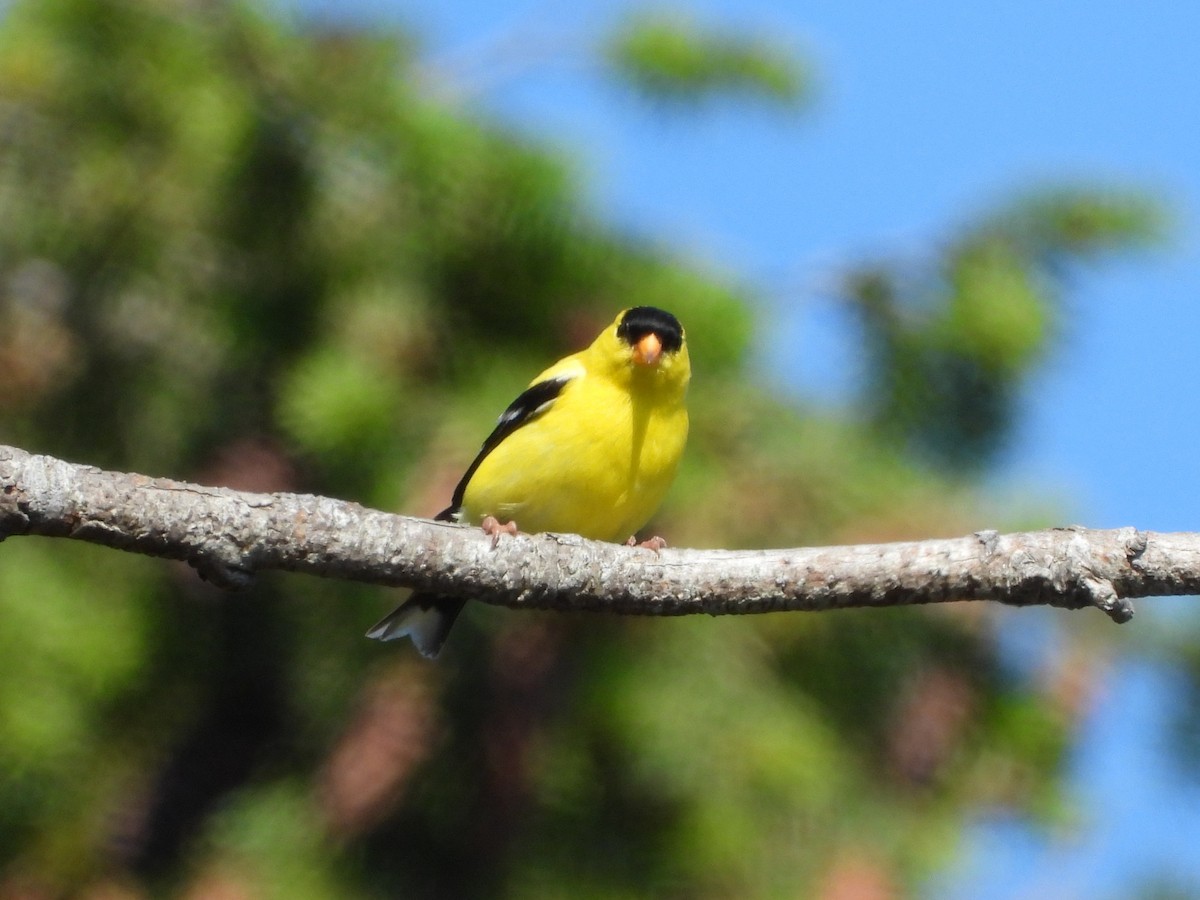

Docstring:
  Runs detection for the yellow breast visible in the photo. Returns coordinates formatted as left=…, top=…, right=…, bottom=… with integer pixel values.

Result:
left=461, top=365, right=688, bottom=543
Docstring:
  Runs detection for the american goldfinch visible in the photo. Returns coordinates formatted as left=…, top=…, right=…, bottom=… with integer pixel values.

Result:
left=368, top=306, right=690, bottom=657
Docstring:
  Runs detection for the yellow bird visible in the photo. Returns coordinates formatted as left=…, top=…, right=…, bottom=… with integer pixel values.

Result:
left=368, top=306, right=691, bottom=657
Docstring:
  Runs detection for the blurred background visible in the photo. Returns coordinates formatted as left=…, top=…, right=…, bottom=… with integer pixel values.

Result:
left=0, top=0, right=1197, bottom=896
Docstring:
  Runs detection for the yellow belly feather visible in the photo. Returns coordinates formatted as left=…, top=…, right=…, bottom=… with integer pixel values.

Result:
left=461, top=370, right=687, bottom=543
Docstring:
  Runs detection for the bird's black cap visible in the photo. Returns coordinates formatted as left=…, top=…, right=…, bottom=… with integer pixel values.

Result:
left=616, top=306, right=684, bottom=354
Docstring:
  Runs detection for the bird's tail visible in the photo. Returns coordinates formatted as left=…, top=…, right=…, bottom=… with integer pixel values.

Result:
left=366, top=593, right=466, bottom=659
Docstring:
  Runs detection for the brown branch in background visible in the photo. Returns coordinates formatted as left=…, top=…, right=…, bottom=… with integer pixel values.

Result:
left=3, top=443, right=1198, bottom=622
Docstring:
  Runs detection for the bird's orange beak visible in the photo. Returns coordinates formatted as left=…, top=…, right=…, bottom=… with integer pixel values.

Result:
left=632, top=332, right=662, bottom=366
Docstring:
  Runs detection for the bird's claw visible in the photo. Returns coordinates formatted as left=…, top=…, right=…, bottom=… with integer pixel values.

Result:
left=627, top=534, right=667, bottom=552
left=481, top=515, right=520, bottom=548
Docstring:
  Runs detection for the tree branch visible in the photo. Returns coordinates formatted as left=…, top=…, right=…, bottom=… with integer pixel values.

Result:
left=3, top=443, right=1196, bottom=622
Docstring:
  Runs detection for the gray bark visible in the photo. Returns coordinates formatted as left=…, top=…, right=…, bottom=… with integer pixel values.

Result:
left=3, top=443, right=1194, bottom=622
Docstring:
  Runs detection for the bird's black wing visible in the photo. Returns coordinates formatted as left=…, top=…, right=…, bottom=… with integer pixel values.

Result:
left=445, top=374, right=574, bottom=512
left=370, top=375, right=576, bottom=656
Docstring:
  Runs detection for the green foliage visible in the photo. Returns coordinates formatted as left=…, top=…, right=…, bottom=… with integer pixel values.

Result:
left=0, top=0, right=1163, bottom=897
left=843, top=188, right=1166, bottom=470
left=204, top=784, right=363, bottom=900
left=606, top=10, right=812, bottom=108
left=997, top=186, right=1168, bottom=257
left=0, top=542, right=147, bottom=769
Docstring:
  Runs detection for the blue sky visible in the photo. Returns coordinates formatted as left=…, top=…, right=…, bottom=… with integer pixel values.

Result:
left=299, top=0, right=1200, bottom=893
left=303, top=0, right=1200, bottom=527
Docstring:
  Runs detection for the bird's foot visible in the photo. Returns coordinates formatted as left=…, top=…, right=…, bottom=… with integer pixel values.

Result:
left=627, top=534, right=668, bottom=552
left=481, top=516, right=520, bottom=548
